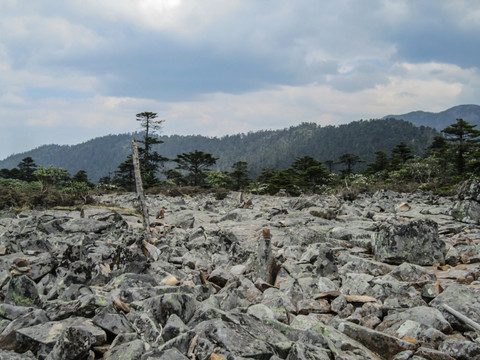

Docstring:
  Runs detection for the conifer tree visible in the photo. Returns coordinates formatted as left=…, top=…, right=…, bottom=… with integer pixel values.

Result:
left=441, top=118, right=480, bottom=175
left=17, top=157, right=37, bottom=182
left=135, top=112, right=168, bottom=186
left=174, top=150, right=218, bottom=186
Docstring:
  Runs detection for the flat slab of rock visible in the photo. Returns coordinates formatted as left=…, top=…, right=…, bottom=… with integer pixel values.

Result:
left=16, top=317, right=106, bottom=352
left=338, top=321, right=418, bottom=359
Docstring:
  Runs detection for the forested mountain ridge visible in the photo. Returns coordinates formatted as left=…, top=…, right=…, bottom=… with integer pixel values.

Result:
left=383, top=104, right=480, bottom=131
left=0, top=119, right=437, bottom=182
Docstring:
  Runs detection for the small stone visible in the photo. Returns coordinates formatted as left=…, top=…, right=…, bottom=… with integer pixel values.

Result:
left=396, top=202, right=411, bottom=212
left=344, top=294, right=377, bottom=303
left=296, top=299, right=330, bottom=315
left=113, top=298, right=130, bottom=313
left=162, top=274, right=180, bottom=286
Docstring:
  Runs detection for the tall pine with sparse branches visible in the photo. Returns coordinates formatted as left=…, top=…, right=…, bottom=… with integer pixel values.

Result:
left=135, top=112, right=168, bottom=187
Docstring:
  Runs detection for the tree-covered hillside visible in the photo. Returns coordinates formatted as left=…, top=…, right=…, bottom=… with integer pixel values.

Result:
left=383, top=104, right=480, bottom=131
left=0, top=119, right=437, bottom=182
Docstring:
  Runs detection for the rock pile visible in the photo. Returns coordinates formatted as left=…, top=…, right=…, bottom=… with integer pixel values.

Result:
left=0, top=186, right=480, bottom=359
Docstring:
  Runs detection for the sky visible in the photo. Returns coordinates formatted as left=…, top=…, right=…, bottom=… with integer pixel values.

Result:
left=1, top=0, right=479, bottom=160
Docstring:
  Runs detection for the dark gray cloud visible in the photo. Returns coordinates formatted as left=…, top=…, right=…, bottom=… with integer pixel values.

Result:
left=1, top=1, right=479, bottom=160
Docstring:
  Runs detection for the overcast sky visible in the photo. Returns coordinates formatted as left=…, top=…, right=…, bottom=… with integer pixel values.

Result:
left=1, top=1, right=479, bottom=160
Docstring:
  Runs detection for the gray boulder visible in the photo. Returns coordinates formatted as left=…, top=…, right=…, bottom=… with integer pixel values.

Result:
left=429, top=283, right=480, bottom=331
left=451, top=179, right=480, bottom=224
left=4, top=275, right=42, bottom=308
left=374, top=219, right=446, bottom=265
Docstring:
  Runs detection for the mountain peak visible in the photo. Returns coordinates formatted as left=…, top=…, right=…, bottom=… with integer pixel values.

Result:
left=383, top=104, right=480, bottom=130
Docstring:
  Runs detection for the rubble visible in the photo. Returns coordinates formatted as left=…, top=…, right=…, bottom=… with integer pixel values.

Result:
left=0, top=187, right=480, bottom=359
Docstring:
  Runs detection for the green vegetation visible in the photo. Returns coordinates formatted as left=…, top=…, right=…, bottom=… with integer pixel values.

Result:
left=0, top=157, right=95, bottom=210
left=1, top=117, right=479, bottom=209
left=0, top=118, right=438, bottom=182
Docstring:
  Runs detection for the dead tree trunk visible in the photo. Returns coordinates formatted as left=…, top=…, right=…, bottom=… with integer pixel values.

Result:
left=132, top=139, right=151, bottom=232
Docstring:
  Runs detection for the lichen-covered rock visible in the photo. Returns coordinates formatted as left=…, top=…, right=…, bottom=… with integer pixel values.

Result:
left=142, top=293, right=198, bottom=326
left=429, top=283, right=480, bottom=332
left=45, top=326, right=93, bottom=360
left=4, top=275, right=42, bottom=308
left=337, top=321, right=418, bottom=359
left=450, top=179, right=480, bottom=224
left=374, top=219, right=446, bottom=265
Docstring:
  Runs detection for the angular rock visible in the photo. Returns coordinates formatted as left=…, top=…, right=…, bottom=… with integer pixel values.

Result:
left=374, top=219, right=446, bottom=265
left=142, top=293, right=198, bottom=326
left=92, top=305, right=134, bottom=336
left=162, top=314, right=190, bottom=342
left=4, top=275, right=42, bottom=308
left=438, top=338, right=480, bottom=360
left=451, top=179, right=480, bottom=224
left=104, top=339, right=146, bottom=360
left=388, top=262, right=437, bottom=284
left=15, top=317, right=106, bottom=356
left=338, top=321, right=418, bottom=359
left=45, top=326, right=93, bottom=360
left=194, top=319, right=275, bottom=358
left=429, top=283, right=480, bottom=331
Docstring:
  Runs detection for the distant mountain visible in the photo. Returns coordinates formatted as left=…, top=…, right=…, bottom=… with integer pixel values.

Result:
left=383, top=104, right=480, bottom=131
left=0, top=119, right=437, bottom=183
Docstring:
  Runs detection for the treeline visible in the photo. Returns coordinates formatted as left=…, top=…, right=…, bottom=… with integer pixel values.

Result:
left=0, top=118, right=437, bottom=182
left=105, top=116, right=480, bottom=196
left=1, top=117, right=478, bottom=210
left=0, top=157, right=95, bottom=209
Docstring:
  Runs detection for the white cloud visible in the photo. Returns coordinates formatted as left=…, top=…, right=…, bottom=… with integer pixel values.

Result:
left=1, top=1, right=480, bottom=161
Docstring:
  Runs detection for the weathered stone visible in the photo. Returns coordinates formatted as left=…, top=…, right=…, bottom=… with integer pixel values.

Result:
left=438, top=338, right=480, bottom=360
left=0, top=349, right=37, bottom=359
left=285, top=342, right=331, bottom=359
left=451, top=179, right=480, bottom=224
left=0, top=309, right=49, bottom=352
left=142, top=347, right=189, bottom=359
left=247, top=304, right=276, bottom=321
left=127, top=312, right=162, bottom=345
left=4, top=275, right=42, bottom=308
left=162, top=314, right=190, bottom=342
left=297, top=299, right=330, bottom=315
left=142, top=293, right=198, bottom=326
left=45, top=326, right=93, bottom=360
left=414, top=346, right=455, bottom=360
left=377, top=306, right=453, bottom=335
left=141, top=331, right=195, bottom=358
left=193, top=317, right=279, bottom=359
left=374, top=219, right=446, bottom=266
left=104, top=339, right=146, bottom=360
left=338, top=321, right=418, bottom=359
left=92, top=305, right=134, bottom=336
left=15, top=317, right=106, bottom=356
left=338, top=253, right=394, bottom=276
left=429, top=283, right=480, bottom=332
left=389, top=262, right=437, bottom=284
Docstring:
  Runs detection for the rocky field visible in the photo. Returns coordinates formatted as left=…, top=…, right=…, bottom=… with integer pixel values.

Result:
left=1, top=180, right=480, bottom=359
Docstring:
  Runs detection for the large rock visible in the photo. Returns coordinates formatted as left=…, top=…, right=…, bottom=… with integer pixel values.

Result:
left=4, top=275, right=42, bottom=308
left=451, top=179, right=480, bottom=224
left=374, top=219, right=446, bottom=265
left=337, top=321, right=418, bottom=359
left=429, top=283, right=480, bottom=331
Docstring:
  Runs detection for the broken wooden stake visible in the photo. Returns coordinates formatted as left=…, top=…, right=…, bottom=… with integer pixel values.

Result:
left=132, top=139, right=151, bottom=233
left=442, top=304, right=480, bottom=332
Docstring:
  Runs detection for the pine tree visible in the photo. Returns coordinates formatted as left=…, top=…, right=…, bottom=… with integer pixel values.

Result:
left=441, top=118, right=480, bottom=175
left=135, top=112, right=168, bottom=186
left=229, top=161, right=250, bottom=190
left=17, top=157, right=37, bottom=182
left=174, top=150, right=218, bottom=186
